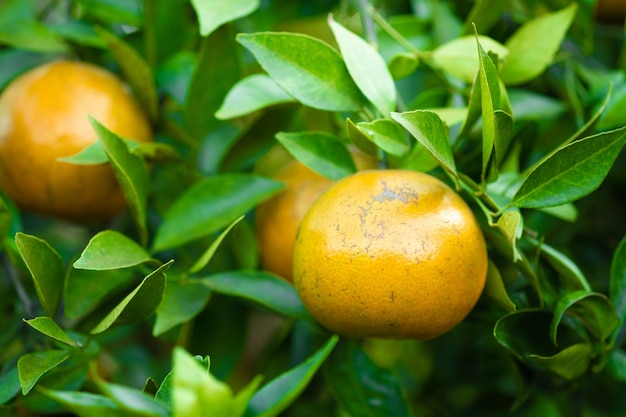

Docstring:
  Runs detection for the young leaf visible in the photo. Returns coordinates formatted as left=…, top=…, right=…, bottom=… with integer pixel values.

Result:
left=90, top=117, right=150, bottom=245
left=346, top=118, right=379, bottom=156
left=245, top=335, right=339, bottom=417
left=483, top=260, right=516, bottom=312
left=152, top=174, right=283, bottom=252
left=18, top=350, right=71, bottom=395
left=73, top=230, right=153, bottom=271
left=356, top=119, right=410, bottom=157
left=90, top=261, right=172, bottom=334
left=38, top=388, right=127, bottom=417
left=153, top=279, right=212, bottom=336
left=500, top=4, right=578, bottom=85
left=15, top=233, right=64, bottom=318
left=275, top=131, right=356, bottom=180
left=324, top=339, right=414, bottom=417
left=610, top=235, right=626, bottom=329
left=391, top=110, right=458, bottom=179
left=236, top=32, right=365, bottom=112
left=191, top=0, right=260, bottom=37
left=328, top=17, right=396, bottom=116
left=510, top=126, right=626, bottom=209
left=95, top=28, right=158, bottom=121
left=495, top=210, right=522, bottom=262
left=528, top=343, right=592, bottom=381
left=216, top=74, right=295, bottom=120
left=24, top=317, right=78, bottom=348
left=198, top=271, right=313, bottom=322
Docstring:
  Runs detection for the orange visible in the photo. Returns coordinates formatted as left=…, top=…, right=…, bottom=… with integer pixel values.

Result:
left=292, top=169, right=488, bottom=340
left=255, top=149, right=376, bottom=282
left=0, top=60, right=152, bottom=222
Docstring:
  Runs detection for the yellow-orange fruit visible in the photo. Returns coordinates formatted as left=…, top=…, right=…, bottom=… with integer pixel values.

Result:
left=293, top=169, right=488, bottom=340
left=0, top=60, right=152, bottom=221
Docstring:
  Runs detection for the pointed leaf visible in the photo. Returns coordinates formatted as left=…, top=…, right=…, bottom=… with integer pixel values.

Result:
left=191, top=0, right=260, bottom=37
left=18, top=350, right=71, bottom=395
left=237, top=32, right=365, bottom=111
left=153, top=279, right=212, bottom=336
left=152, top=174, right=283, bottom=252
left=216, top=74, right=295, bottom=119
left=356, top=119, right=410, bottom=157
left=190, top=215, right=245, bottom=274
left=483, top=260, right=516, bottom=312
left=539, top=241, right=591, bottom=292
left=91, top=261, right=171, bottom=334
left=275, top=131, right=356, bottom=180
left=500, top=4, right=578, bottom=85
left=511, top=126, right=626, bottom=208
left=39, top=388, right=131, bottom=417
left=328, top=17, right=396, bottom=116
left=610, top=235, right=626, bottom=328
left=391, top=110, right=457, bottom=179
left=495, top=210, right=523, bottom=262
left=90, top=117, right=150, bottom=245
left=73, top=230, right=153, bottom=271
left=15, top=233, right=64, bottom=317
left=24, top=317, right=78, bottom=348
left=528, top=343, right=592, bottom=381
left=245, top=335, right=338, bottom=417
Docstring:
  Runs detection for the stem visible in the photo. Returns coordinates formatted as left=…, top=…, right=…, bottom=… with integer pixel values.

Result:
left=368, top=6, right=419, bottom=54
left=357, top=0, right=378, bottom=47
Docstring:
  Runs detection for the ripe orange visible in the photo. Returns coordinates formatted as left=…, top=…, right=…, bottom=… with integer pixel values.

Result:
left=255, top=149, right=376, bottom=282
left=292, top=169, right=488, bottom=340
left=0, top=60, right=152, bottom=222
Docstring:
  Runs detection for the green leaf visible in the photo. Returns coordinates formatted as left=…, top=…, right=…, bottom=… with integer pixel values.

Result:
left=494, top=309, right=559, bottom=360
left=73, top=230, right=153, bottom=271
left=500, top=4, right=578, bottom=85
left=153, top=279, right=212, bottom=336
left=610, top=235, right=626, bottom=329
left=328, top=17, right=396, bottom=116
left=324, top=339, right=414, bottom=417
left=236, top=32, right=365, bottom=112
left=510, top=126, right=626, bottom=208
left=391, top=110, right=457, bottom=179
left=58, top=139, right=142, bottom=165
left=90, top=117, right=150, bottom=245
left=96, top=381, right=170, bottom=417
left=24, top=317, right=78, bottom=348
left=275, top=131, right=356, bottom=180
left=152, top=173, right=282, bottom=252
left=483, top=260, right=516, bottom=312
left=528, top=343, right=593, bottom=380
left=199, top=271, right=313, bottom=322
left=18, top=350, right=71, bottom=395
left=346, top=118, right=378, bottom=156
left=90, top=261, right=171, bottom=334
left=606, top=349, right=626, bottom=381
left=356, top=119, right=410, bottom=157
left=495, top=210, right=522, bottom=262
left=74, top=0, right=142, bottom=26
left=216, top=74, right=295, bottom=120
left=0, top=367, right=20, bottom=405
left=431, top=35, right=508, bottom=83
left=15, top=233, right=64, bottom=318
left=551, top=291, right=619, bottom=345
left=461, top=0, right=507, bottom=35
left=0, top=0, right=68, bottom=52
left=39, top=388, right=132, bottom=417
left=539, top=241, right=591, bottom=293
left=245, top=335, right=339, bottom=417
left=47, top=20, right=105, bottom=48
left=189, top=215, right=245, bottom=274
left=95, top=27, right=158, bottom=121
left=191, top=0, right=260, bottom=37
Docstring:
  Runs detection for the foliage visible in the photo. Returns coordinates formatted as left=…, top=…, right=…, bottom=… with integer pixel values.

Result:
left=1, top=0, right=625, bottom=416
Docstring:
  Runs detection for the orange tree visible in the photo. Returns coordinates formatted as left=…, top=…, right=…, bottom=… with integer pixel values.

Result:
left=0, top=0, right=625, bottom=416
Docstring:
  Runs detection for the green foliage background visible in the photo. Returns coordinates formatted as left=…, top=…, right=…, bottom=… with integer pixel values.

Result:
left=1, top=0, right=626, bottom=416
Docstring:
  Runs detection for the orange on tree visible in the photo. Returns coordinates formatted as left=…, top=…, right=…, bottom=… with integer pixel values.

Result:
left=0, top=60, right=152, bottom=222
left=255, top=148, right=376, bottom=282
left=292, top=169, right=488, bottom=340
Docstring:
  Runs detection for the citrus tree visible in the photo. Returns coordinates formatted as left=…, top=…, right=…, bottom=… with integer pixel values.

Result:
left=1, top=0, right=625, bottom=416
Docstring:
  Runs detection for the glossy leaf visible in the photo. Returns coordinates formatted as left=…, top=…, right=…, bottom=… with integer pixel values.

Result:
left=528, top=343, right=592, bottom=380
left=328, top=17, right=396, bottom=116
left=346, top=118, right=378, bottom=156
left=15, top=233, right=64, bottom=318
left=191, top=0, right=260, bottom=37
left=495, top=210, right=522, bottom=262
left=73, top=230, right=153, bottom=271
left=500, top=4, right=578, bottom=85
left=152, top=174, right=282, bottom=252
left=18, top=350, right=71, bottom=395
left=95, top=28, right=158, bottom=121
left=216, top=74, right=295, bottom=119
left=483, top=260, right=516, bottom=312
left=356, top=119, right=410, bottom=157
left=325, top=339, right=414, bottom=417
left=24, top=317, right=77, bottom=348
left=245, top=335, right=339, bottom=417
left=494, top=309, right=558, bottom=359
left=90, top=261, right=171, bottom=334
left=38, top=388, right=132, bottom=417
left=539, top=241, right=591, bottom=292
left=237, top=32, right=365, bottom=111
left=0, top=367, right=20, bottom=405
left=391, top=110, right=457, bottom=179
left=275, top=131, right=356, bottom=180
left=610, top=235, right=626, bottom=329
left=90, top=117, right=150, bottom=245
left=511, top=126, right=626, bottom=208
left=153, top=279, right=212, bottom=336
left=199, top=271, right=312, bottom=322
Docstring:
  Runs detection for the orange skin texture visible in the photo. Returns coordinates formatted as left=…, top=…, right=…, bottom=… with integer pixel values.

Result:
left=0, top=60, right=152, bottom=221
left=293, top=170, right=488, bottom=340
left=255, top=151, right=376, bottom=282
